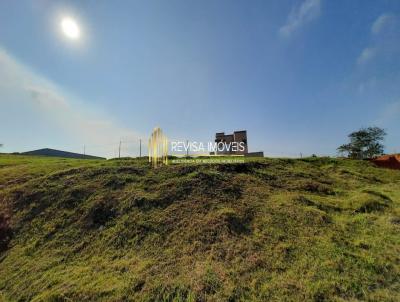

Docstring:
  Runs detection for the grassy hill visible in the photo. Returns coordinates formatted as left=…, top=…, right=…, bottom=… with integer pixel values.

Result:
left=0, top=154, right=399, bottom=301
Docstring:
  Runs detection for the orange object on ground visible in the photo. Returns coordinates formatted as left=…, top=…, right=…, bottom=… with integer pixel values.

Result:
left=371, top=154, right=400, bottom=170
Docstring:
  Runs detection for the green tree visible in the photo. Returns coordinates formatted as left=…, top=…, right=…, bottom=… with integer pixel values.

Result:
left=337, top=127, right=386, bottom=159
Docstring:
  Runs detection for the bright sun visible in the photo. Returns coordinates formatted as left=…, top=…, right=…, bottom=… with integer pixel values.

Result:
left=61, top=17, right=80, bottom=40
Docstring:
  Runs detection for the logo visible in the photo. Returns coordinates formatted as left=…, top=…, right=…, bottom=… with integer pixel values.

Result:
left=148, top=127, right=249, bottom=167
left=148, top=127, right=168, bottom=167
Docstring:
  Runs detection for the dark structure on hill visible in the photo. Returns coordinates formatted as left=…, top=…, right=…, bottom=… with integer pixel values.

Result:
left=371, top=154, right=400, bottom=170
left=212, top=130, right=264, bottom=157
left=21, top=148, right=105, bottom=160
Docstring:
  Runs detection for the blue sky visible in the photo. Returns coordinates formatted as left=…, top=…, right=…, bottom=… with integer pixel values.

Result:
left=1, top=0, right=399, bottom=158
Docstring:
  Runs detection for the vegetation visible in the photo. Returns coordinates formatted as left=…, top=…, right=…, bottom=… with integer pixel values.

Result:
left=338, top=127, right=386, bottom=159
left=0, top=154, right=400, bottom=301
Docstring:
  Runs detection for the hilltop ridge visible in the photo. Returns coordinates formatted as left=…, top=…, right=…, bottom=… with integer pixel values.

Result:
left=0, top=155, right=399, bottom=301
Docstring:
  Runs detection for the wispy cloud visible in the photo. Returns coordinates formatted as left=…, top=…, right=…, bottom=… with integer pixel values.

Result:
left=357, top=13, right=399, bottom=65
left=371, top=13, right=394, bottom=35
left=25, top=85, right=69, bottom=109
left=278, top=0, right=321, bottom=38
left=357, top=47, right=376, bottom=65
left=0, top=48, right=141, bottom=158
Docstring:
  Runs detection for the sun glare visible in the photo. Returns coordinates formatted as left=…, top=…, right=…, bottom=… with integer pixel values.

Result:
left=60, top=17, right=80, bottom=40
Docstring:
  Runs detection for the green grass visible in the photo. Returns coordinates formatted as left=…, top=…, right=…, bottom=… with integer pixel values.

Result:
left=0, top=154, right=400, bottom=301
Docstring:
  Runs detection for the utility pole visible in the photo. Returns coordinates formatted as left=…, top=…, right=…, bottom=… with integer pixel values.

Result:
left=139, top=139, right=142, bottom=158
left=186, top=140, right=189, bottom=157
left=118, top=140, right=121, bottom=158
left=83, top=145, right=86, bottom=156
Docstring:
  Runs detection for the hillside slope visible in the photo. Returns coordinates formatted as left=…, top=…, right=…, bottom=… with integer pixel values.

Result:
left=0, top=155, right=400, bottom=301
